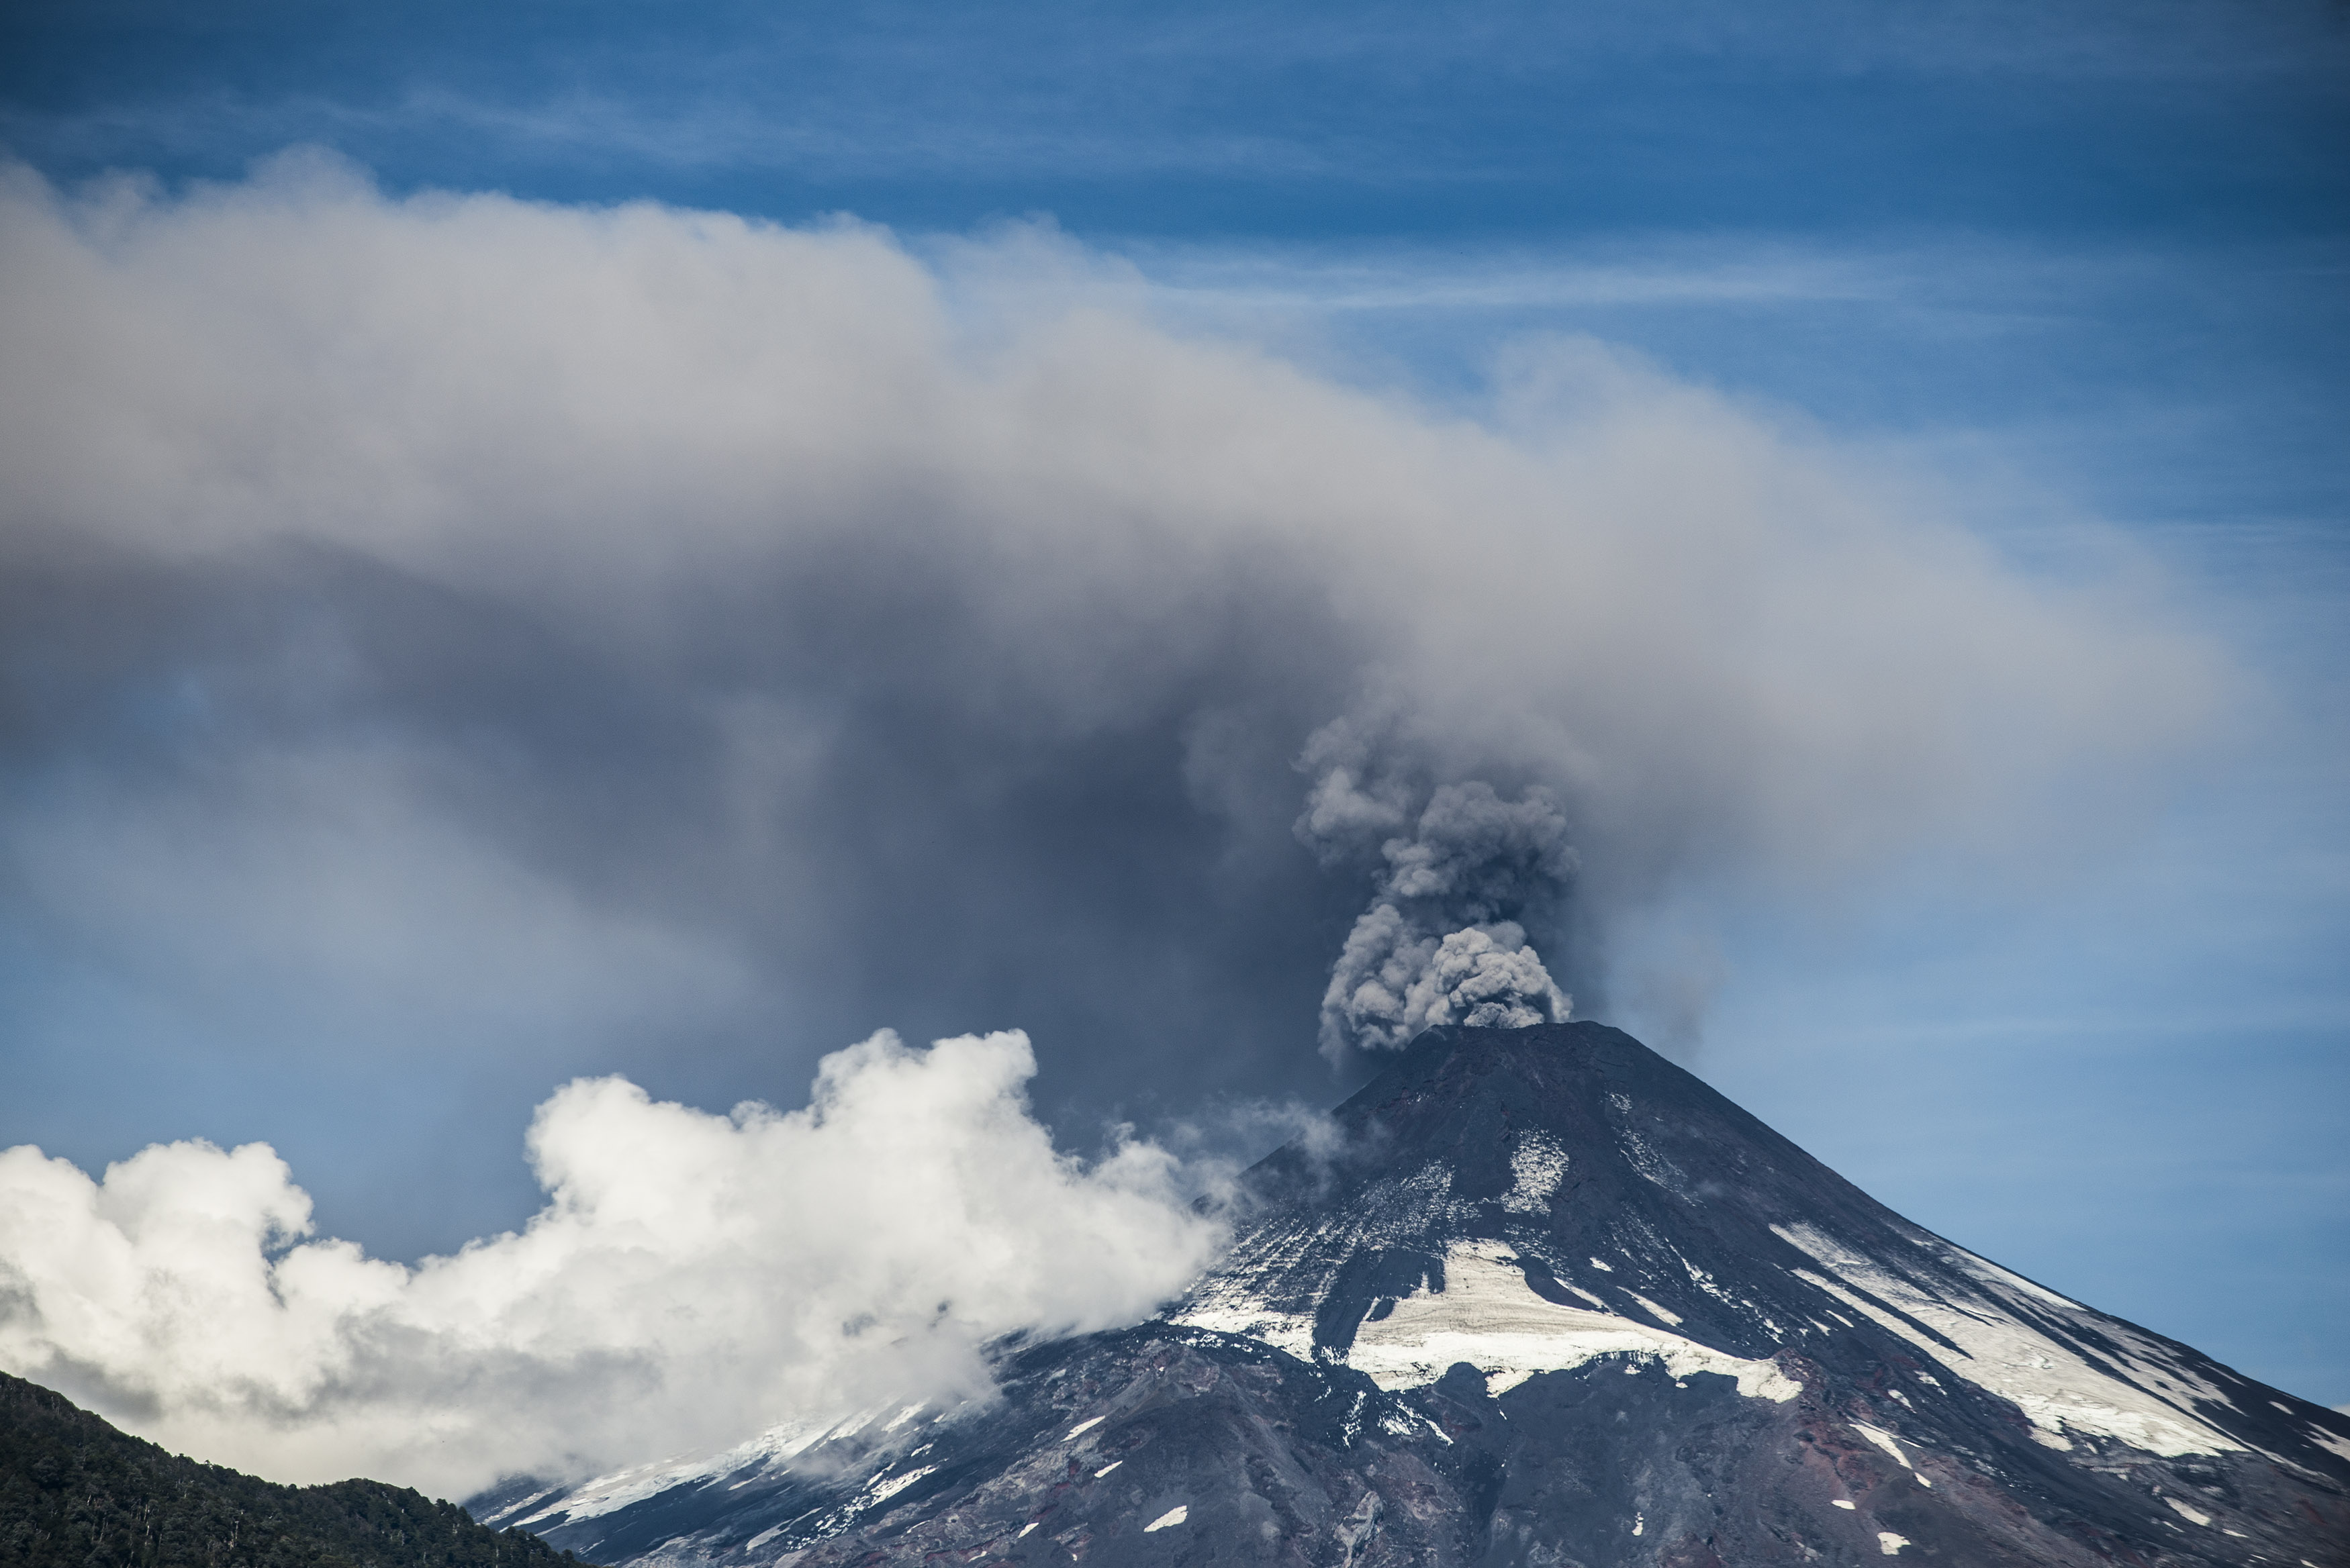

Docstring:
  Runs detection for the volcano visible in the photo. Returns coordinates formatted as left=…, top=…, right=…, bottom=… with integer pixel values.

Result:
left=479, top=1022, right=2350, bottom=1565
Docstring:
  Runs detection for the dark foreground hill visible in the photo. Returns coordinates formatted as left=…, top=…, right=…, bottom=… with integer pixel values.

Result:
left=485, top=1022, right=2350, bottom=1567
left=0, top=1370, right=598, bottom=1568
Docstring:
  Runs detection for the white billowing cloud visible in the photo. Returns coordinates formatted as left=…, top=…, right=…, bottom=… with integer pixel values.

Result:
left=0, top=1030, right=1222, bottom=1498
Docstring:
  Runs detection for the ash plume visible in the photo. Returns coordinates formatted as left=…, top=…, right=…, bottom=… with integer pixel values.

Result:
left=0, top=154, right=2220, bottom=1101
left=1298, top=719, right=1578, bottom=1058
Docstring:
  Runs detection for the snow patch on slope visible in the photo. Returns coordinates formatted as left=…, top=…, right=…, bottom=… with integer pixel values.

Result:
left=1852, top=1422, right=1912, bottom=1469
left=1346, top=1240, right=1800, bottom=1400
left=1773, top=1223, right=2241, bottom=1458
left=1501, top=1134, right=1569, bottom=1213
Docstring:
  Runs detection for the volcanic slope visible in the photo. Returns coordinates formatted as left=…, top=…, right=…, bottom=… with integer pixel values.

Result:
left=483, top=1022, right=2350, bottom=1567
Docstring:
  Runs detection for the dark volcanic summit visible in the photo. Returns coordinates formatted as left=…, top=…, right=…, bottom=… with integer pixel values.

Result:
left=484, top=1023, right=2350, bottom=1567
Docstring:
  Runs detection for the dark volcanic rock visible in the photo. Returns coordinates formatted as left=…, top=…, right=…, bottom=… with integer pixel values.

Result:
left=486, top=1023, right=2350, bottom=1566
left=489, top=1327, right=1494, bottom=1566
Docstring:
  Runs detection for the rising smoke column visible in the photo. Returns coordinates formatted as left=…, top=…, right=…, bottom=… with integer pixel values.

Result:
left=1297, top=716, right=1577, bottom=1061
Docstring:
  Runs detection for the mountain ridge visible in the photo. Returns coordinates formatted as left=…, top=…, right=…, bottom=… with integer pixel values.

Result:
left=485, top=1022, right=2350, bottom=1566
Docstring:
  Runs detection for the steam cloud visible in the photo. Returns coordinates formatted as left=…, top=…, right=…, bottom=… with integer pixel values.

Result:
left=0, top=154, right=2228, bottom=1489
left=0, top=1030, right=1221, bottom=1499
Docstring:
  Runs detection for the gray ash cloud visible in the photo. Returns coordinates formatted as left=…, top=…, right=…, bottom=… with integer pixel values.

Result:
left=0, top=157, right=2220, bottom=1138
left=1297, top=718, right=1578, bottom=1058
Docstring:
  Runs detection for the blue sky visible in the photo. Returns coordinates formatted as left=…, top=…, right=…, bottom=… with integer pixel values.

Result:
left=1, top=0, right=2345, bottom=1420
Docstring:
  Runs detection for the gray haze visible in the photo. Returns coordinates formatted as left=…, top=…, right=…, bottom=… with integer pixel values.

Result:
left=0, top=154, right=2220, bottom=1203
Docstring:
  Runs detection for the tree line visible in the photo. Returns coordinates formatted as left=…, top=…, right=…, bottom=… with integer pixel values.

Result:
left=1, top=1372, right=602, bottom=1568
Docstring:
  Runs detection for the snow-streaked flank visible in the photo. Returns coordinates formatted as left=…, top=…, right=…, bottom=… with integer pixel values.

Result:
left=1878, top=1531, right=1910, bottom=1555
left=862, top=1465, right=935, bottom=1506
left=1162, top=1294, right=1317, bottom=1359
left=1143, top=1504, right=1188, bottom=1532
left=1775, top=1223, right=2245, bottom=1458
left=1064, top=1416, right=1104, bottom=1440
left=2166, top=1498, right=2212, bottom=1526
left=503, top=1408, right=840, bottom=1528
left=1166, top=1157, right=1462, bottom=1357
left=1344, top=1240, right=1801, bottom=1400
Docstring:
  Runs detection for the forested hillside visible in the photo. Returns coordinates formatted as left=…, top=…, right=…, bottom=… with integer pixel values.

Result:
left=0, top=1372, right=598, bottom=1568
